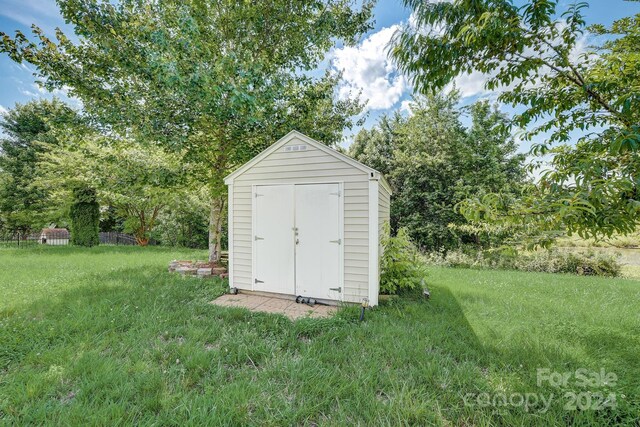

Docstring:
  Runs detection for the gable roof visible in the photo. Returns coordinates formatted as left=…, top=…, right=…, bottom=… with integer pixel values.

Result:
left=224, top=130, right=391, bottom=194
left=40, top=228, right=70, bottom=238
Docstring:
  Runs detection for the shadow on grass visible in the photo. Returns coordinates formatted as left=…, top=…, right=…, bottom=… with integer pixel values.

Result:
left=2, top=267, right=634, bottom=425
left=3, top=267, right=482, bottom=370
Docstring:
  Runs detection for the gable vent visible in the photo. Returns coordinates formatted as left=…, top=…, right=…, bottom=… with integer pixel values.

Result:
left=284, top=144, right=307, bottom=152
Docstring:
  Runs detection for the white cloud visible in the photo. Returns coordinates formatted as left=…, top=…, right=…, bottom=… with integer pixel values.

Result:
left=29, top=82, right=70, bottom=98
left=19, top=88, right=39, bottom=97
left=16, top=81, right=83, bottom=109
left=445, top=70, right=493, bottom=99
left=400, top=99, right=414, bottom=116
left=0, top=0, right=61, bottom=25
left=32, top=83, right=47, bottom=94
left=332, top=25, right=408, bottom=110
left=0, top=0, right=65, bottom=38
left=11, top=62, right=35, bottom=74
left=407, top=2, right=453, bottom=37
left=0, top=105, right=8, bottom=115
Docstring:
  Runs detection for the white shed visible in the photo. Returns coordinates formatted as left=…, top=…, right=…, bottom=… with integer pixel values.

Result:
left=40, top=228, right=70, bottom=245
left=224, top=130, right=391, bottom=306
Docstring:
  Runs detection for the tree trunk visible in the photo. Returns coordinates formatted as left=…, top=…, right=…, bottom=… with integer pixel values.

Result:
left=132, top=205, right=161, bottom=247
left=208, top=196, right=225, bottom=263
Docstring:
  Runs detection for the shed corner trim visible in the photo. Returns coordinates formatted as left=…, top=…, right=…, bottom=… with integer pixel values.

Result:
left=368, top=178, right=380, bottom=307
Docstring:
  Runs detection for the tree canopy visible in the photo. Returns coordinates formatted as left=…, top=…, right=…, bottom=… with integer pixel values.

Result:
left=40, top=134, right=189, bottom=246
left=0, top=99, right=82, bottom=234
left=391, top=0, right=640, bottom=243
left=350, top=93, right=526, bottom=251
left=1, top=0, right=373, bottom=259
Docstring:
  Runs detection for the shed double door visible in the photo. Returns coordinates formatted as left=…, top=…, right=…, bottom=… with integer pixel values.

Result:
left=254, top=183, right=342, bottom=300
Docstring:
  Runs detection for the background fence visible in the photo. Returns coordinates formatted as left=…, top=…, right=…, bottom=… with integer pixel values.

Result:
left=0, top=230, right=151, bottom=247
left=99, top=232, right=142, bottom=245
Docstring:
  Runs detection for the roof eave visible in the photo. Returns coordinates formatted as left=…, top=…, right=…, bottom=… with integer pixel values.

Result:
left=224, top=130, right=377, bottom=184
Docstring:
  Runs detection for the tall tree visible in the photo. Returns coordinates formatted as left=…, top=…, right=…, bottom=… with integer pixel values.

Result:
left=0, top=99, right=81, bottom=234
left=456, top=101, right=526, bottom=200
left=69, top=186, right=100, bottom=247
left=349, top=113, right=403, bottom=177
left=350, top=93, right=526, bottom=250
left=1, top=0, right=372, bottom=261
left=41, top=135, right=188, bottom=246
left=391, top=0, right=640, bottom=243
left=151, top=187, right=211, bottom=249
left=391, top=93, right=468, bottom=249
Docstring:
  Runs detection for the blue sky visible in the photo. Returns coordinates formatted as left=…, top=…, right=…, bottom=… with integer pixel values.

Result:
left=0, top=0, right=638, bottom=150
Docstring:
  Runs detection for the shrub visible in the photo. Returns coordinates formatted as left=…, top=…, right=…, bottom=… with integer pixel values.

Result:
left=150, top=191, right=212, bottom=249
left=424, top=248, right=621, bottom=277
left=380, top=225, right=428, bottom=295
left=69, top=186, right=100, bottom=247
left=515, top=250, right=621, bottom=277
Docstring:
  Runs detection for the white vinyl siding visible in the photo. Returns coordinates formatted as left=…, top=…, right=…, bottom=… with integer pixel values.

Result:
left=230, top=136, right=370, bottom=303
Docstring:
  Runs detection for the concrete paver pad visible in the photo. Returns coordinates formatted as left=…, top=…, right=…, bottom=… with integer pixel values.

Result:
left=211, top=294, right=336, bottom=320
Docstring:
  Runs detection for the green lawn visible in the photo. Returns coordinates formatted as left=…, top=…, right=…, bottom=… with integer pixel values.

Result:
left=1, top=246, right=638, bottom=425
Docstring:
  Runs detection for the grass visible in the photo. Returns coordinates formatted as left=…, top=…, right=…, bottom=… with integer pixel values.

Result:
left=557, top=232, right=640, bottom=249
left=555, top=233, right=640, bottom=278
left=1, top=246, right=638, bottom=425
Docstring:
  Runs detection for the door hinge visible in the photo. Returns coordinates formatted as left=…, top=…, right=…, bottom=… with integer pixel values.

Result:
left=329, top=287, right=342, bottom=293
left=329, top=238, right=341, bottom=245
left=255, top=193, right=264, bottom=197
left=254, top=236, right=264, bottom=241
left=330, top=191, right=341, bottom=197
left=255, top=278, right=264, bottom=284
